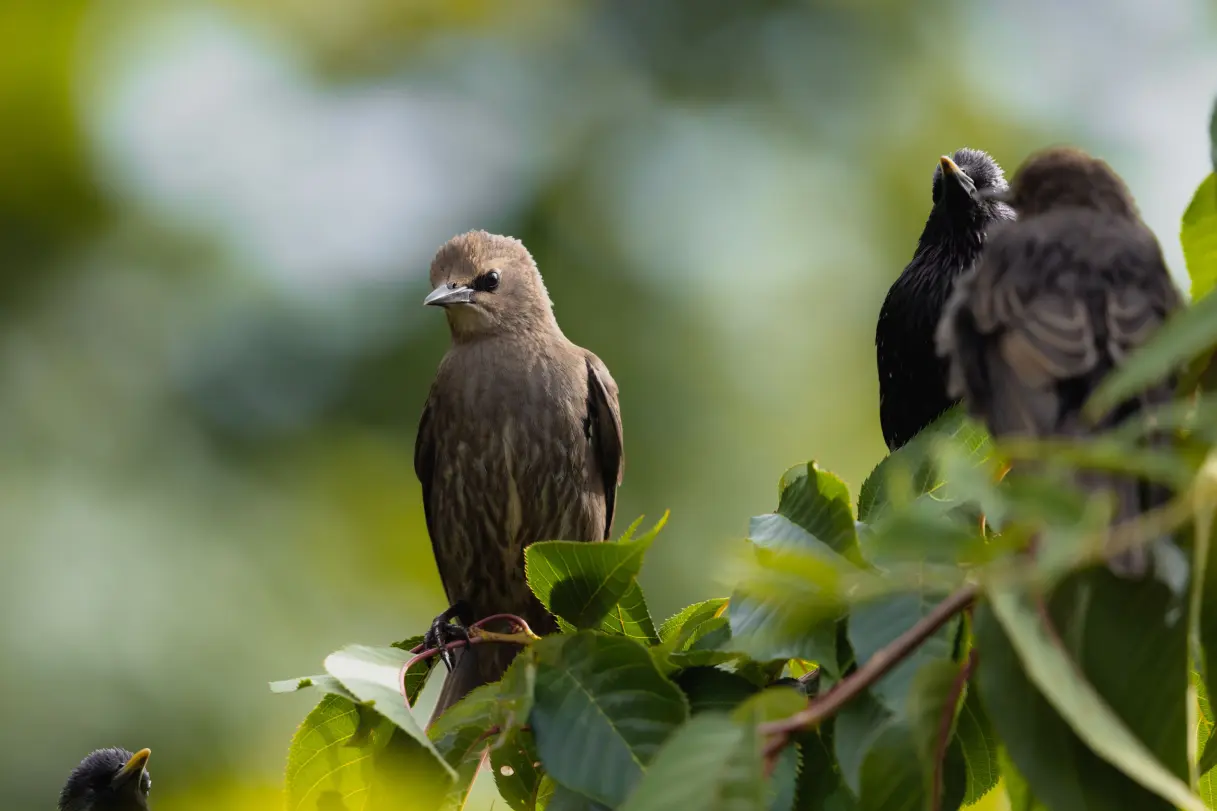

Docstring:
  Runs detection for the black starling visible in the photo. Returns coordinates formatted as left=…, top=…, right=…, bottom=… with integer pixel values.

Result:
left=936, top=146, right=1183, bottom=576
left=416, top=231, right=624, bottom=722
left=876, top=148, right=1016, bottom=450
left=59, top=748, right=152, bottom=811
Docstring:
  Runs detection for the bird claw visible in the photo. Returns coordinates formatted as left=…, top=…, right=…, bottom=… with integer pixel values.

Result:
left=424, top=610, right=471, bottom=672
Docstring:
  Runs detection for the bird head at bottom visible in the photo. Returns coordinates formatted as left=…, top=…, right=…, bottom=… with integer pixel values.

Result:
left=59, top=748, right=152, bottom=811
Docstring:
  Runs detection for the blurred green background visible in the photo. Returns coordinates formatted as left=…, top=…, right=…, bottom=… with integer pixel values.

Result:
left=3, top=1, right=1215, bottom=809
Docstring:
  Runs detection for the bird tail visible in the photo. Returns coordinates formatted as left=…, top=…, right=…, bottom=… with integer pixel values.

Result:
left=427, top=642, right=518, bottom=727
left=1081, top=379, right=1176, bottom=579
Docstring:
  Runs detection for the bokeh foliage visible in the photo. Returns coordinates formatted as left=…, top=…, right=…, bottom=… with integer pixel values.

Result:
left=4, top=2, right=1215, bottom=811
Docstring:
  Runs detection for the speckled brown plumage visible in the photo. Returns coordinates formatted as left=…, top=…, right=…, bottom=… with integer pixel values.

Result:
left=415, top=231, right=623, bottom=722
left=937, top=147, right=1183, bottom=577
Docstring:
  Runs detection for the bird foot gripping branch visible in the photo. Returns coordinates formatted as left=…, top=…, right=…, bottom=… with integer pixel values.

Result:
left=399, top=613, right=541, bottom=709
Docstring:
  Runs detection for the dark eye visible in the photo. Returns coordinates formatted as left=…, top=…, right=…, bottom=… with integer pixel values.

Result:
left=476, top=270, right=501, bottom=292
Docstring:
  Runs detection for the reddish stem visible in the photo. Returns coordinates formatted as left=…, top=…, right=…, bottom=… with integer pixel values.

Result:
left=398, top=613, right=537, bottom=708
left=932, top=649, right=978, bottom=808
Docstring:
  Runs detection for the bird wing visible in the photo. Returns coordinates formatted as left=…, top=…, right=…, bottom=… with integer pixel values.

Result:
left=941, top=216, right=1180, bottom=438
left=414, top=388, right=439, bottom=552
left=585, top=353, right=624, bottom=539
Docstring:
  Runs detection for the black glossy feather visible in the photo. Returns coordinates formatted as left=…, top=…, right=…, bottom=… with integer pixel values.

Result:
left=877, top=148, right=1015, bottom=450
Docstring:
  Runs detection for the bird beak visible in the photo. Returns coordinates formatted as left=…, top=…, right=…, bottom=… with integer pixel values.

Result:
left=939, top=155, right=978, bottom=201
left=424, top=283, right=474, bottom=308
left=112, top=749, right=150, bottom=787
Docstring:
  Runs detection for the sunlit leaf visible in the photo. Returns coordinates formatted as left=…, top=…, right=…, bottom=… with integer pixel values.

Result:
left=1183, top=174, right=1217, bottom=300
left=285, top=694, right=447, bottom=811
left=324, top=645, right=455, bottom=779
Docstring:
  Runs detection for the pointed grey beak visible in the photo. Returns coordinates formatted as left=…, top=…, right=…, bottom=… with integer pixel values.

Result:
left=424, top=284, right=474, bottom=308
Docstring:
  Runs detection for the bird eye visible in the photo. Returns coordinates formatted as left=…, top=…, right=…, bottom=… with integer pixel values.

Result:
left=477, top=270, right=501, bottom=292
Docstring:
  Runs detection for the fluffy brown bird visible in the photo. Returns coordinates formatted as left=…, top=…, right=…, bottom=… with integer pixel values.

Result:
left=936, top=147, right=1183, bottom=576
left=416, top=230, right=624, bottom=722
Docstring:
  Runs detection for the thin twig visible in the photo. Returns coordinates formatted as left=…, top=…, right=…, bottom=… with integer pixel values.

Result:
left=932, top=649, right=978, bottom=808
left=758, top=583, right=979, bottom=770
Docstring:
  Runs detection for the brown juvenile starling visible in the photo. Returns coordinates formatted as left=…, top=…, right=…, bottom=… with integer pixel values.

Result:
left=59, top=748, right=152, bottom=811
left=416, top=230, right=624, bottom=722
left=936, top=146, right=1183, bottom=576
left=876, top=148, right=1016, bottom=450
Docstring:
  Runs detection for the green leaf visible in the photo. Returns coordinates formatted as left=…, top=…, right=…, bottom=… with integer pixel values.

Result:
left=1211, top=97, right=1217, bottom=170
left=418, top=653, right=536, bottom=810
left=492, top=728, right=544, bottom=811
left=659, top=598, right=729, bottom=642
left=285, top=694, right=448, bottom=811
left=907, top=660, right=965, bottom=805
left=730, top=687, right=803, bottom=811
left=1086, top=289, right=1217, bottom=421
left=674, top=666, right=760, bottom=715
left=765, top=462, right=861, bottom=562
left=1193, top=670, right=1217, bottom=806
left=955, top=683, right=1000, bottom=804
left=616, top=713, right=767, bottom=811
left=856, top=723, right=929, bottom=811
left=530, top=631, right=689, bottom=806
left=857, top=407, right=990, bottom=524
left=427, top=680, right=502, bottom=768
left=324, top=645, right=456, bottom=780
left=543, top=782, right=611, bottom=811
left=834, top=691, right=892, bottom=795
left=999, top=746, right=1049, bottom=811
left=794, top=723, right=858, bottom=811
left=848, top=591, right=960, bottom=715
left=427, top=652, right=537, bottom=800
left=390, top=634, right=439, bottom=706
left=285, top=694, right=383, bottom=811
left=525, top=515, right=665, bottom=643
left=981, top=587, right=1200, bottom=810
left=729, top=546, right=855, bottom=676
left=270, top=674, right=356, bottom=699
left=1184, top=174, right=1217, bottom=301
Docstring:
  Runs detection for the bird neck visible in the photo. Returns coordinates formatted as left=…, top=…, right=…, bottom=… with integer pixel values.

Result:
left=913, top=209, right=986, bottom=264
left=447, top=312, right=565, bottom=348
left=446, top=307, right=564, bottom=347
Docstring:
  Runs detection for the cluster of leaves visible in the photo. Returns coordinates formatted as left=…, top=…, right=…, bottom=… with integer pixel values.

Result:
left=270, top=105, right=1217, bottom=811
